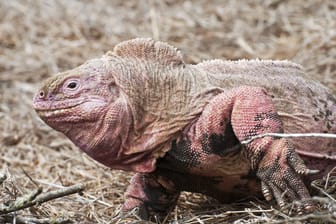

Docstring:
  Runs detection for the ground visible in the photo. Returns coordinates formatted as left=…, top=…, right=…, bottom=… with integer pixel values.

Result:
left=0, top=0, right=335, bottom=223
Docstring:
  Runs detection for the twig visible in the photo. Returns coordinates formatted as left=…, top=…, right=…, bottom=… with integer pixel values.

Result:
left=312, top=196, right=336, bottom=205
left=2, top=215, right=73, bottom=224
left=266, top=212, right=336, bottom=224
left=2, top=188, right=43, bottom=213
left=311, top=181, right=336, bottom=202
left=224, top=209, right=274, bottom=214
left=241, top=133, right=336, bottom=145
left=0, top=184, right=85, bottom=215
left=324, top=166, right=336, bottom=190
left=21, top=167, right=39, bottom=188
left=0, top=173, right=7, bottom=185
left=36, top=180, right=112, bottom=208
left=82, top=192, right=113, bottom=207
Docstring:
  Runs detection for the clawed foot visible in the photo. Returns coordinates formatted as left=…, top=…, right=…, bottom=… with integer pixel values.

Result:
left=256, top=139, right=319, bottom=213
left=122, top=197, right=177, bottom=222
left=123, top=173, right=180, bottom=221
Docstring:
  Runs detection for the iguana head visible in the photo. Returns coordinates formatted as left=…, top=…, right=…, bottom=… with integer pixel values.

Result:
left=34, top=59, right=117, bottom=127
left=33, top=38, right=216, bottom=172
left=33, top=57, right=132, bottom=161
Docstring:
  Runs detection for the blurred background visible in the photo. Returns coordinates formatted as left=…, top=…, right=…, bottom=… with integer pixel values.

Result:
left=0, top=0, right=335, bottom=223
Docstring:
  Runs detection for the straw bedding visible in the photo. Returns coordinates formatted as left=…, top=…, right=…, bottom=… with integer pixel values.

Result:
left=0, top=0, right=335, bottom=223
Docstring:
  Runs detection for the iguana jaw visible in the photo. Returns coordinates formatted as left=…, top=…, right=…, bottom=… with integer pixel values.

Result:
left=33, top=97, right=107, bottom=124
left=34, top=99, right=83, bottom=123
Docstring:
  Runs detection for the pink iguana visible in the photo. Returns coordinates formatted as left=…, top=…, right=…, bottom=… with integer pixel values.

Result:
left=33, top=38, right=336, bottom=220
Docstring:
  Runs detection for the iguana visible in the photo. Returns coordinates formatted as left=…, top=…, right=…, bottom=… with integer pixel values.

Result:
left=33, top=38, right=336, bottom=220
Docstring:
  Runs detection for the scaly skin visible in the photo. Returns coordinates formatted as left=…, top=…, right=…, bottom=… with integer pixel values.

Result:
left=33, top=38, right=336, bottom=221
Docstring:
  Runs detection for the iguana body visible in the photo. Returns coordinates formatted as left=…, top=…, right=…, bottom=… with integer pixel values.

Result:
left=33, top=38, right=336, bottom=220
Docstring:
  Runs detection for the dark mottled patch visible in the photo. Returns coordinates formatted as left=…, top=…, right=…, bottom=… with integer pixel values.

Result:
left=246, top=111, right=283, bottom=137
left=326, top=109, right=332, bottom=116
left=254, top=111, right=279, bottom=122
left=331, top=140, right=336, bottom=148
left=327, top=122, right=332, bottom=130
left=155, top=167, right=223, bottom=196
left=158, top=139, right=201, bottom=170
left=233, top=183, right=250, bottom=192
left=141, top=176, right=179, bottom=219
left=248, top=147, right=267, bottom=170
left=318, top=99, right=327, bottom=105
left=306, top=86, right=315, bottom=98
left=312, top=115, right=319, bottom=122
left=313, top=98, right=335, bottom=130
left=327, top=94, right=336, bottom=104
left=317, top=110, right=325, bottom=118
left=201, top=122, right=241, bottom=156
left=241, top=169, right=257, bottom=180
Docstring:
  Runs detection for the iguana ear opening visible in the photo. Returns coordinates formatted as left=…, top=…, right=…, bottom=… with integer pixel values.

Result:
left=111, top=38, right=185, bottom=67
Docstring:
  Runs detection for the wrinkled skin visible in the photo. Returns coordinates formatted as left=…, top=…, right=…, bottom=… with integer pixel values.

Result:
left=33, top=38, right=336, bottom=221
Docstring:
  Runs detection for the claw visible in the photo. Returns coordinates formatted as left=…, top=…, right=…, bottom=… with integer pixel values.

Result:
left=271, top=184, right=286, bottom=209
left=302, top=199, right=315, bottom=213
left=304, top=204, right=315, bottom=212
left=304, top=169, right=320, bottom=175
left=291, top=199, right=315, bottom=214
left=288, top=151, right=320, bottom=175
left=296, top=202, right=304, bottom=215
left=279, top=200, right=286, bottom=209
left=261, top=182, right=272, bottom=201
left=296, top=168, right=320, bottom=175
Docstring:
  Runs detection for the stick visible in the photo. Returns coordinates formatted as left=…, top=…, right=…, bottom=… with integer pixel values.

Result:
left=0, top=183, right=85, bottom=215
left=0, top=173, right=7, bottom=185
left=241, top=133, right=336, bottom=145
left=2, top=215, right=73, bottom=224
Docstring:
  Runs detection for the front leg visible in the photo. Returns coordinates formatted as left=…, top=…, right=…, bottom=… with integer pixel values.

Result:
left=123, top=173, right=180, bottom=221
left=198, top=86, right=316, bottom=211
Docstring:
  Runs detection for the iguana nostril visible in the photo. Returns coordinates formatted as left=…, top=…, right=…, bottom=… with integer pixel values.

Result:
left=39, top=90, right=45, bottom=98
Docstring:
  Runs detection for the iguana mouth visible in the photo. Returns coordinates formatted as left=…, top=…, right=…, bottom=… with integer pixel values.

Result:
left=33, top=99, right=85, bottom=120
left=33, top=97, right=108, bottom=123
left=36, top=107, right=76, bottom=118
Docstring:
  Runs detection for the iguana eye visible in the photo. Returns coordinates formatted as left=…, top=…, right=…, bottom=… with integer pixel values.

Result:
left=67, top=82, right=77, bottom=89
left=63, top=79, right=80, bottom=91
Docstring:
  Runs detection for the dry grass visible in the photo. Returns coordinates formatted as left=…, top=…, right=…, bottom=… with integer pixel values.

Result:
left=0, top=0, right=335, bottom=223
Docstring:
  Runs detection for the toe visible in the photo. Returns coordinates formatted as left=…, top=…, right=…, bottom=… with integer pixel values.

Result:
left=287, top=148, right=319, bottom=175
left=261, top=181, right=273, bottom=201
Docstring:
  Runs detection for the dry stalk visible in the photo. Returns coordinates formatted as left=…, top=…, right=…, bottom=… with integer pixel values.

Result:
left=0, top=173, right=7, bottom=185
left=0, top=183, right=85, bottom=215
left=1, top=215, right=72, bottom=224
left=241, top=132, right=336, bottom=145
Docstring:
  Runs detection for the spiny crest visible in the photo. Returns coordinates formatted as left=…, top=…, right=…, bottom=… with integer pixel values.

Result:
left=107, top=38, right=184, bottom=66
left=197, top=59, right=303, bottom=71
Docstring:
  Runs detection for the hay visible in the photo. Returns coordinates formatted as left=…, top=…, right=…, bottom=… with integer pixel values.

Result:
left=0, top=0, right=335, bottom=223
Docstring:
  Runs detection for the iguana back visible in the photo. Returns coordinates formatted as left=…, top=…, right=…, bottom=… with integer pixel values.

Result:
left=196, top=59, right=336, bottom=171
